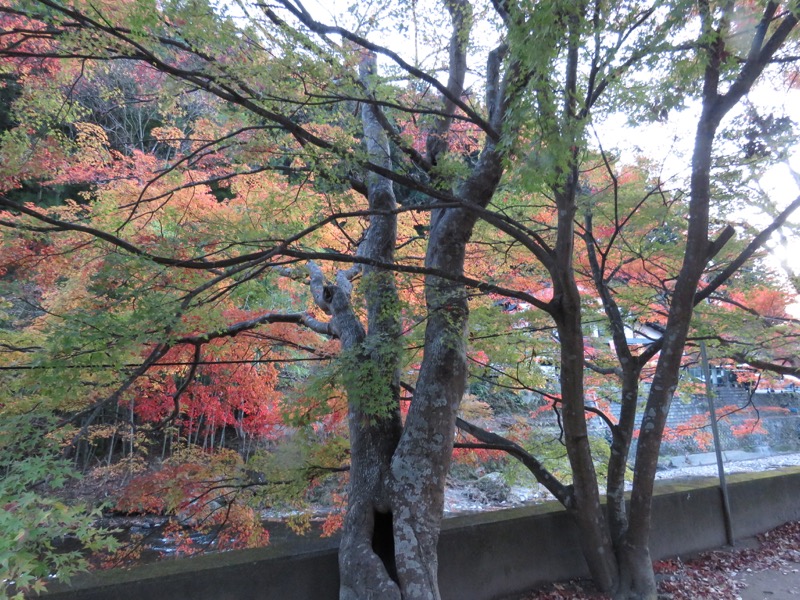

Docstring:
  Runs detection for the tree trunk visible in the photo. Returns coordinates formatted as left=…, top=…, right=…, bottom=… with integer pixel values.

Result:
left=552, top=176, right=618, bottom=592
left=339, top=411, right=403, bottom=600
left=389, top=273, right=468, bottom=598
left=318, top=280, right=403, bottom=599
left=582, top=212, right=642, bottom=551
left=616, top=13, right=724, bottom=597
left=553, top=284, right=618, bottom=593
left=616, top=301, right=696, bottom=599
left=605, top=369, right=639, bottom=546
left=615, top=540, right=657, bottom=600
left=387, top=145, right=502, bottom=599
left=614, top=114, right=713, bottom=600
left=337, top=50, right=405, bottom=599
left=544, top=8, right=619, bottom=590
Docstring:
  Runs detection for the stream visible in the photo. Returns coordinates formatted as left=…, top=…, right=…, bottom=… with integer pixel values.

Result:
left=99, top=450, right=800, bottom=566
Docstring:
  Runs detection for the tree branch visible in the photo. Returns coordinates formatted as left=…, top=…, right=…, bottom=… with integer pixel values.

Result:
left=455, top=417, right=574, bottom=508
left=263, top=1, right=498, bottom=142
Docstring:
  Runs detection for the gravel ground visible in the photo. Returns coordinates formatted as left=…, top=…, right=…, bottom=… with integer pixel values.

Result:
left=444, top=451, right=800, bottom=514
left=654, top=451, right=800, bottom=481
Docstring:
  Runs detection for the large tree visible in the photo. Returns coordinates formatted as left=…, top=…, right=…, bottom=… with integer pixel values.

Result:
left=0, top=1, right=510, bottom=598
left=1, top=1, right=799, bottom=600
left=454, top=2, right=800, bottom=597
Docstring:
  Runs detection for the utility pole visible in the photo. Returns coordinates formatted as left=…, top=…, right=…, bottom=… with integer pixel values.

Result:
left=700, top=340, right=735, bottom=546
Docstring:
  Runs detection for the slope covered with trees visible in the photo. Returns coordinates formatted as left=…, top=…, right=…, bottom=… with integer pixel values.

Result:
left=1, top=1, right=800, bottom=599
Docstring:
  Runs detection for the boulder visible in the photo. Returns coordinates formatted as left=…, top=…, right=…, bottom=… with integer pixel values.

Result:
left=476, top=472, right=510, bottom=503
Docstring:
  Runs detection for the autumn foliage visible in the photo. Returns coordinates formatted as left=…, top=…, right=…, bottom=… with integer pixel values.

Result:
left=1, top=2, right=800, bottom=598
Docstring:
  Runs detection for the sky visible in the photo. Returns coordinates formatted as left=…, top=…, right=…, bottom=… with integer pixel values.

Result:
left=246, top=1, right=800, bottom=308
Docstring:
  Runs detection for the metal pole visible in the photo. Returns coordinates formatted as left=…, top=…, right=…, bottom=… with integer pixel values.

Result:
left=700, top=340, right=735, bottom=546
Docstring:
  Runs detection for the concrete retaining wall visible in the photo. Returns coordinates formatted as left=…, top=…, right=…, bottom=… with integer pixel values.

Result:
left=46, top=467, right=800, bottom=600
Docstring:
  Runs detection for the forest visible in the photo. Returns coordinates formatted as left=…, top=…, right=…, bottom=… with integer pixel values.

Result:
left=1, top=1, right=800, bottom=599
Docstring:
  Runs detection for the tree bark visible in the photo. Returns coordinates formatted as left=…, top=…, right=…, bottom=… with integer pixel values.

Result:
left=334, top=39, right=509, bottom=599
left=336, top=49, right=405, bottom=600
left=582, top=212, right=642, bottom=549
left=326, top=283, right=403, bottom=600
left=552, top=187, right=617, bottom=592
left=616, top=110, right=716, bottom=600
left=616, top=5, right=799, bottom=597
left=388, top=140, right=503, bottom=598
left=542, top=6, right=619, bottom=591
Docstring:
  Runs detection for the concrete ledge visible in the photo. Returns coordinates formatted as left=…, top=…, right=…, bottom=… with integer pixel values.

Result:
left=45, top=467, right=800, bottom=600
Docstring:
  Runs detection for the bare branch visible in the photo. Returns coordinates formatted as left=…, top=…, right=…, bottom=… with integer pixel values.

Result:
left=263, top=1, right=498, bottom=142
left=456, top=417, right=574, bottom=508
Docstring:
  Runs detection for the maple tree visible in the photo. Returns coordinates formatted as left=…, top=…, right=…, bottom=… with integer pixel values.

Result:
left=0, top=417, right=120, bottom=600
left=1, top=2, right=800, bottom=600
left=461, top=163, right=800, bottom=583
left=443, top=3, right=800, bottom=596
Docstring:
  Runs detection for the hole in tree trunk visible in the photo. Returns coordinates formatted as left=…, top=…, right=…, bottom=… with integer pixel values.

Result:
left=372, top=510, right=398, bottom=583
